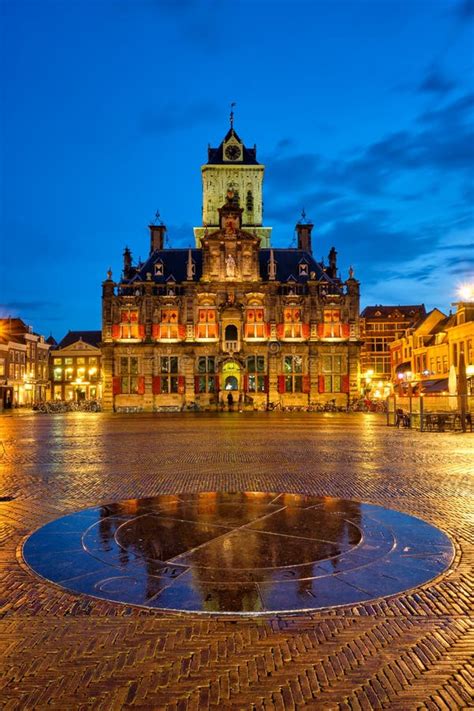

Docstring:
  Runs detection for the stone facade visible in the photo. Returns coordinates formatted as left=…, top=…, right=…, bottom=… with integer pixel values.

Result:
left=101, top=125, right=361, bottom=412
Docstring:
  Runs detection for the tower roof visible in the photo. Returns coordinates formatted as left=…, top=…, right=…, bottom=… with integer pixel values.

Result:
left=206, top=126, right=260, bottom=165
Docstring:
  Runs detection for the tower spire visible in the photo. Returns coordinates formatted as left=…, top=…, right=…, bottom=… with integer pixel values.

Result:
left=230, top=101, right=236, bottom=130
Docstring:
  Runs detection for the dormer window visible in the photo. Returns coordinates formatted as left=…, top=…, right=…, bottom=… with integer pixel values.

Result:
left=154, top=262, right=164, bottom=277
left=299, top=263, right=309, bottom=276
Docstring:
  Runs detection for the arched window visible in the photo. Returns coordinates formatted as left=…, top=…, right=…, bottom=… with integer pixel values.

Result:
left=225, top=324, right=238, bottom=341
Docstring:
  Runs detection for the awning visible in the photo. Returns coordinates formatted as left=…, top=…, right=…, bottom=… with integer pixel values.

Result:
left=421, top=378, right=449, bottom=393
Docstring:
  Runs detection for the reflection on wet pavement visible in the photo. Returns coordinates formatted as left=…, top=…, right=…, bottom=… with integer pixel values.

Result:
left=23, top=492, right=454, bottom=614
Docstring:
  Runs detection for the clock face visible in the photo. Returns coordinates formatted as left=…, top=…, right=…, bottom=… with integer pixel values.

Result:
left=224, top=144, right=241, bottom=161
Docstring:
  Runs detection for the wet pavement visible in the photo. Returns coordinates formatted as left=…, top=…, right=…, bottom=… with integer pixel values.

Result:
left=0, top=412, right=473, bottom=709
left=24, top=492, right=454, bottom=614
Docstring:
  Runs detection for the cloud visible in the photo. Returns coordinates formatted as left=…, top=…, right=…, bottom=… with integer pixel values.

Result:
left=0, top=301, right=57, bottom=310
left=264, top=153, right=322, bottom=191
left=455, top=0, right=474, bottom=20
left=417, top=66, right=457, bottom=95
left=140, top=100, right=218, bottom=134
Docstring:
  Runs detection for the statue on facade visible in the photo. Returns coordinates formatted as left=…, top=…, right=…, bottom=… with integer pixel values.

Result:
left=226, top=253, right=236, bottom=278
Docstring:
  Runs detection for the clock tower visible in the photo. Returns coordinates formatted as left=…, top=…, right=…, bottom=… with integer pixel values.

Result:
left=194, top=113, right=272, bottom=247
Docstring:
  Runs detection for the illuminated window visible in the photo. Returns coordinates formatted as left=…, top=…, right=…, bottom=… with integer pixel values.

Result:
left=196, top=309, right=218, bottom=339
left=65, top=366, right=74, bottom=381
left=160, top=356, right=179, bottom=393
left=283, top=355, right=303, bottom=392
left=299, top=263, right=309, bottom=276
left=159, top=309, right=179, bottom=339
left=119, top=309, right=140, bottom=339
left=321, top=309, right=343, bottom=338
left=283, top=308, right=302, bottom=339
left=88, top=357, right=98, bottom=366
left=53, top=367, right=62, bottom=381
left=322, top=355, right=342, bottom=392
left=65, top=358, right=73, bottom=365
left=155, top=261, right=164, bottom=276
left=77, top=357, right=85, bottom=365
left=195, top=356, right=216, bottom=393
left=0, top=359, right=5, bottom=377
left=120, top=356, right=139, bottom=393
left=245, top=308, right=265, bottom=339
left=247, top=355, right=266, bottom=392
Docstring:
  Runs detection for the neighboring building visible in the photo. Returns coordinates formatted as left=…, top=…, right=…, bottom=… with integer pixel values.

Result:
left=0, top=318, right=50, bottom=407
left=390, top=301, right=474, bottom=394
left=359, top=305, right=426, bottom=399
left=101, top=121, right=362, bottom=412
left=50, top=331, right=102, bottom=401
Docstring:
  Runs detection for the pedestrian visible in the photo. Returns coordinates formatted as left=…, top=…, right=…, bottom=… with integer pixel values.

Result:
left=227, top=392, right=234, bottom=411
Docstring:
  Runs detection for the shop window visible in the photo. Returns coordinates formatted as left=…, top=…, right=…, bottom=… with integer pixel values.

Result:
left=246, top=355, right=266, bottom=392
left=120, top=356, right=140, bottom=393
left=322, top=355, right=342, bottom=392
left=195, top=356, right=217, bottom=393
left=283, top=355, right=303, bottom=392
left=196, top=309, right=218, bottom=339
left=160, top=356, right=179, bottom=393
left=245, top=308, right=265, bottom=339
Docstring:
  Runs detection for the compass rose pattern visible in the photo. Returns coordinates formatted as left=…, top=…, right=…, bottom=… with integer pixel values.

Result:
left=23, top=492, right=454, bottom=614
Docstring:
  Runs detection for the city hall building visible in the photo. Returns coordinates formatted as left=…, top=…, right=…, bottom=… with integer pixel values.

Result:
left=101, top=121, right=361, bottom=412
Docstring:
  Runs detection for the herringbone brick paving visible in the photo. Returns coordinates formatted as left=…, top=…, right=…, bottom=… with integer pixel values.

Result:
left=0, top=412, right=473, bottom=710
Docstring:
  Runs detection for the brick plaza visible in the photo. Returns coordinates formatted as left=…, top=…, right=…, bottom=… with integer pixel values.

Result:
left=0, top=412, right=473, bottom=710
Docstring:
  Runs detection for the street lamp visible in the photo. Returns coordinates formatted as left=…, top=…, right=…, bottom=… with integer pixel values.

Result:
left=458, top=283, right=474, bottom=301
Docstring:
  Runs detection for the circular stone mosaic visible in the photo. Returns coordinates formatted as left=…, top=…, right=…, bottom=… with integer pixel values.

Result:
left=23, top=492, right=454, bottom=614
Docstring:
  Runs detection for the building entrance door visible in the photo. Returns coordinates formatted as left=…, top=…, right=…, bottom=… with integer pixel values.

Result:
left=221, top=361, right=242, bottom=410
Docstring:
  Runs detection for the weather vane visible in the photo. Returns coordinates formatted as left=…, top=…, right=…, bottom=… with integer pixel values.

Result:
left=152, top=210, right=163, bottom=226
left=230, top=102, right=236, bottom=129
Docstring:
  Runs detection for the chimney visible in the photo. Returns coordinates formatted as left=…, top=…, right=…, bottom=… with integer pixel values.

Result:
left=149, top=224, right=166, bottom=253
left=123, top=247, right=132, bottom=278
left=328, top=247, right=337, bottom=278
left=295, top=211, right=313, bottom=253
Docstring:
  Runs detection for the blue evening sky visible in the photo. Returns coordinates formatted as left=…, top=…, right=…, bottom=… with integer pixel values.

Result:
left=1, top=0, right=473, bottom=340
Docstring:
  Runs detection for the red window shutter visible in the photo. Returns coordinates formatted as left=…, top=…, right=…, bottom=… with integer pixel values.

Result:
left=342, top=323, right=350, bottom=338
left=178, top=324, right=186, bottom=340
left=138, top=324, right=145, bottom=339
left=302, top=375, right=310, bottom=393
left=178, top=375, right=185, bottom=394
left=317, top=323, right=324, bottom=337
left=112, top=376, right=121, bottom=395
left=302, top=323, right=310, bottom=339
left=276, top=324, right=284, bottom=339
left=152, top=324, right=160, bottom=339
left=194, top=375, right=200, bottom=394
left=342, top=374, right=350, bottom=393
left=112, top=324, right=120, bottom=340
left=215, top=375, right=220, bottom=392
left=318, top=375, right=325, bottom=393
left=137, top=376, right=145, bottom=394
left=243, top=375, right=248, bottom=392
left=152, top=376, right=161, bottom=394
left=264, top=375, right=269, bottom=393
left=278, top=375, right=285, bottom=394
